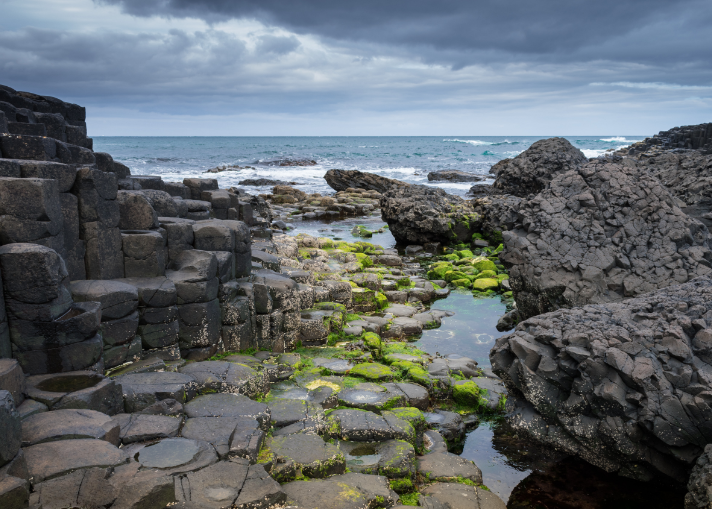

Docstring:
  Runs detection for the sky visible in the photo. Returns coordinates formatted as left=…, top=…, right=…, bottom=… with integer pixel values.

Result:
left=1, top=0, right=711, bottom=136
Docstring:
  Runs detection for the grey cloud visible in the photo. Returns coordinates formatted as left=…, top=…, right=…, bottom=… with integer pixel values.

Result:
left=255, top=35, right=300, bottom=55
left=95, top=0, right=712, bottom=67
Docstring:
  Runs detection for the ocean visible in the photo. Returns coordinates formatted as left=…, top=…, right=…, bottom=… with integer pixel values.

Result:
left=93, top=136, right=643, bottom=197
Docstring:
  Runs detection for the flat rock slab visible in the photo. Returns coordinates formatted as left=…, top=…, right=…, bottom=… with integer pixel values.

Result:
left=267, top=433, right=345, bottom=478
left=382, top=382, right=429, bottom=411
left=312, top=357, right=354, bottom=375
left=22, top=408, right=120, bottom=447
left=223, top=354, right=263, bottom=369
left=340, top=439, right=415, bottom=478
left=0, top=359, right=25, bottom=406
left=456, top=377, right=506, bottom=412
left=267, top=399, right=324, bottom=428
left=424, top=410, right=466, bottom=445
left=69, top=280, right=139, bottom=320
left=423, top=430, right=448, bottom=454
left=133, top=437, right=217, bottom=476
left=115, top=371, right=197, bottom=413
left=26, top=371, right=123, bottom=415
left=326, top=409, right=415, bottom=445
left=110, top=413, right=181, bottom=444
left=176, top=459, right=285, bottom=509
left=385, top=304, right=416, bottom=317
left=17, top=399, right=48, bottom=420
left=178, top=361, right=267, bottom=398
left=337, top=388, right=405, bottom=412
left=422, top=482, right=506, bottom=509
left=180, top=416, right=263, bottom=461
left=184, top=393, right=270, bottom=429
left=349, top=363, right=394, bottom=381
left=24, top=438, right=128, bottom=484
left=0, top=475, right=28, bottom=509
left=417, top=452, right=483, bottom=483
left=283, top=472, right=397, bottom=509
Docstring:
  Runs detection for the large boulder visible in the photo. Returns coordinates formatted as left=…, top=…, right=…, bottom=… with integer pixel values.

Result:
left=490, top=137, right=588, bottom=197
left=324, top=169, right=408, bottom=194
left=380, top=185, right=477, bottom=244
left=490, top=276, right=712, bottom=482
left=500, top=159, right=712, bottom=321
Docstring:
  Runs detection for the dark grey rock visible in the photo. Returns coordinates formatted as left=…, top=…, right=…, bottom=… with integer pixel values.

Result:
left=424, top=410, right=465, bottom=445
left=0, top=390, right=20, bottom=468
left=70, top=279, right=139, bottom=321
left=340, top=439, right=416, bottom=478
left=422, top=482, right=506, bottom=509
left=326, top=409, right=415, bottom=444
left=417, top=451, right=482, bottom=483
left=267, top=398, right=324, bottom=428
left=500, top=159, right=712, bottom=321
left=24, top=438, right=128, bottom=483
left=21, top=408, right=119, bottom=447
left=428, top=170, right=489, bottom=182
left=325, top=169, right=407, bottom=193
left=184, top=393, right=270, bottom=429
left=181, top=416, right=263, bottom=460
left=111, top=413, right=181, bottom=444
left=118, top=277, right=177, bottom=308
left=116, top=371, right=197, bottom=413
left=134, top=437, right=217, bottom=475
left=0, top=359, right=25, bottom=406
left=490, top=137, right=588, bottom=197
left=490, top=276, right=712, bottom=481
left=266, top=433, right=345, bottom=479
left=179, top=360, right=267, bottom=398
left=0, top=475, right=28, bottom=509
left=117, top=191, right=158, bottom=230
left=26, top=371, right=124, bottom=415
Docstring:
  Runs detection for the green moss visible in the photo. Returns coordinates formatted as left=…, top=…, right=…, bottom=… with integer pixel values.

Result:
left=396, top=277, right=412, bottom=288
left=354, top=252, right=373, bottom=269
left=444, top=270, right=468, bottom=283
left=374, top=291, right=388, bottom=310
left=452, top=381, right=488, bottom=411
left=442, top=254, right=459, bottom=262
left=451, top=278, right=471, bottom=288
left=457, top=249, right=474, bottom=259
left=474, top=269, right=497, bottom=279
left=399, top=493, right=419, bottom=506
left=472, top=278, right=499, bottom=291
left=472, top=258, right=497, bottom=272
left=346, top=313, right=361, bottom=322
left=389, top=407, right=426, bottom=431
left=349, top=362, right=393, bottom=381
left=389, top=478, right=414, bottom=494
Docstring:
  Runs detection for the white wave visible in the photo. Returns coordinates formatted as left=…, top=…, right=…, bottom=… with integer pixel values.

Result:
left=599, top=137, right=643, bottom=143
left=443, top=139, right=493, bottom=146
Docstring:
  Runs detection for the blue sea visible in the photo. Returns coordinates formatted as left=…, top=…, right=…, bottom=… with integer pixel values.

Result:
left=93, top=136, right=643, bottom=197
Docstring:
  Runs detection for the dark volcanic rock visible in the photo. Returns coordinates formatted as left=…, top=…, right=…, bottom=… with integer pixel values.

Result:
left=625, top=123, right=712, bottom=155
left=490, top=276, right=712, bottom=482
left=264, top=158, right=316, bottom=167
left=490, top=137, right=588, bottom=197
left=500, top=159, right=712, bottom=321
left=635, top=151, right=712, bottom=228
left=325, top=169, right=409, bottom=193
left=468, top=184, right=494, bottom=197
left=427, top=170, right=489, bottom=182
left=686, top=444, right=712, bottom=509
left=380, top=185, right=477, bottom=244
left=472, top=194, right=522, bottom=240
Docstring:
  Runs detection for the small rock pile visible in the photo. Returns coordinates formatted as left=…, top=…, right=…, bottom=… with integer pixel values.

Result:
left=261, top=185, right=382, bottom=223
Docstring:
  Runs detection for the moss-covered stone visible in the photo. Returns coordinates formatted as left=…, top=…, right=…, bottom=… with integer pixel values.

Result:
left=471, top=258, right=497, bottom=272
left=389, top=407, right=427, bottom=432
left=451, top=278, right=471, bottom=288
left=362, top=332, right=382, bottom=358
left=354, top=252, right=373, bottom=269
left=457, top=249, right=474, bottom=259
left=474, top=270, right=497, bottom=279
left=444, top=270, right=468, bottom=283
left=452, top=380, right=487, bottom=410
left=472, top=278, right=499, bottom=291
left=350, top=362, right=393, bottom=381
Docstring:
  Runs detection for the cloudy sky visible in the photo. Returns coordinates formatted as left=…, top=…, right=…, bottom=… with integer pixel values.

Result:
left=2, top=0, right=711, bottom=135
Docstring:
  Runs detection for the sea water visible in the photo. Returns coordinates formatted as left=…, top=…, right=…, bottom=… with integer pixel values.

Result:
left=93, top=135, right=643, bottom=196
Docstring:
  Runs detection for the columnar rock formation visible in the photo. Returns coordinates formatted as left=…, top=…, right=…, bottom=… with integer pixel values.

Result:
left=625, top=123, right=712, bottom=155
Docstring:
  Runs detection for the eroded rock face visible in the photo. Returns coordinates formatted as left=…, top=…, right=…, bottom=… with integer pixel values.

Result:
left=490, top=276, right=712, bottom=482
left=325, top=169, right=409, bottom=194
left=380, top=185, right=477, bottom=244
left=500, top=159, right=712, bottom=321
left=490, top=137, right=588, bottom=197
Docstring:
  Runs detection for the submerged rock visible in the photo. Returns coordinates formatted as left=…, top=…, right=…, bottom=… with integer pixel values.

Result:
left=491, top=276, right=712, bottom=482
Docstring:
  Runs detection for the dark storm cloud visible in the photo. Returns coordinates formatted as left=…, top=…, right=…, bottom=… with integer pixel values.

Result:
left=96, top=0, right=712, bottom=69
left=255, top=35, right=300, bottom=55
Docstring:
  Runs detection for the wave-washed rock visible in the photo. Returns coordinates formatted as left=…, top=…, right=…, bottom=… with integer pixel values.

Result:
left=427, top=170, right=489, bottom=182
left=624, top=123, right=712, bottom=156
left=238, top=178, right=299, bottom=186
left=489, top=137, right=588, bottom=197
left=325, top=169, right=409, bottom=194
left=499, top=158, right=712, bottom=321
left=380, top=185, right=477, bottom=244
left=491, top=276, right=712, bottom=482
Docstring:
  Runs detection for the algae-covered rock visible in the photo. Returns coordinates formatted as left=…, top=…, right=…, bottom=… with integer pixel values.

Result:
left=472, top=278, right=498, bottom=291
left=471, top=258, right=496, bottom=272
left=350, top=363, right=393, bottom=381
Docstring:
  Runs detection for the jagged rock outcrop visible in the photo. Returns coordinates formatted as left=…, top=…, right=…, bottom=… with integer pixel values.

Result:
left=325, top=169, right=409, bottom=194
left=380, top=185, right=477, bottom=244
left=472, top=194, right=522, bottom=240
left=625, top=123, right=712, bottom=155
left=500, top=159, right=712, bottom=321
left=491, top=276, right=712, bottom=482
left=634, top=151, right=712, bottom=228
left=490, top=138, right=588, bottom=197
left=686, top=444, right=712, bottom=509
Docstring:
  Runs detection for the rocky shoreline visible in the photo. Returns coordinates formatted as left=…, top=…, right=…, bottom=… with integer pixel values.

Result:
left=1, top=80, right=712, bottom=509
